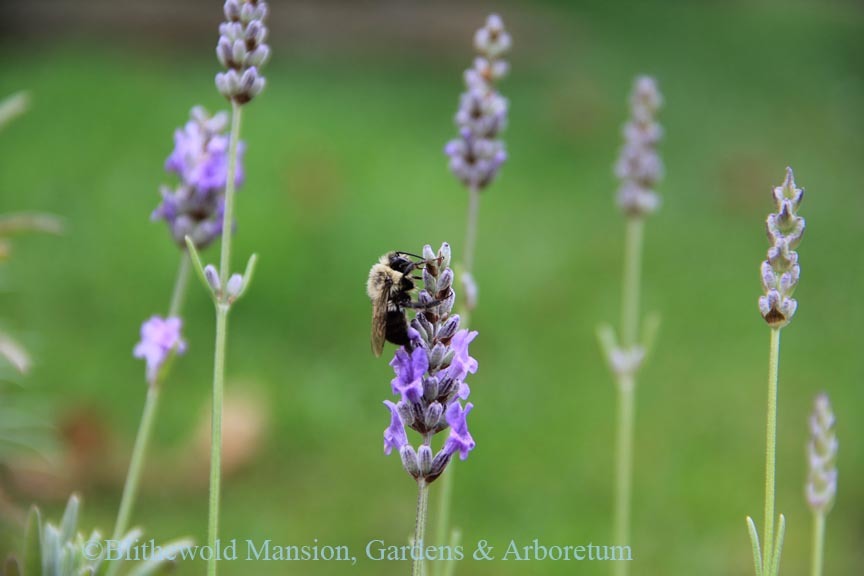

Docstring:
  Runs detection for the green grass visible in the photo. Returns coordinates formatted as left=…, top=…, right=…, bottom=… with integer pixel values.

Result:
left=0, top=1, right=862, bottom=574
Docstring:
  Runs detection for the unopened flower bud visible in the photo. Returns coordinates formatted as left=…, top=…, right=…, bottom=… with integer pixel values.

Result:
left=204, top=265, right=222, bottom=294
left=226, top=273, right=244, bottom=298
left=400, top=445, right=420, bottom=479
left=418, top=445, right=434, bottom=477
left=436, top=315, right=461, bottom=341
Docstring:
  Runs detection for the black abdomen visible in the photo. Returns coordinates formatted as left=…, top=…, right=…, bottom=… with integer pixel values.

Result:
left=385, top=310, right=411, bottom=346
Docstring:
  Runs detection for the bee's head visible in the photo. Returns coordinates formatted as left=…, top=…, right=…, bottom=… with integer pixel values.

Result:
left=387, top=253, right=415, bottom=274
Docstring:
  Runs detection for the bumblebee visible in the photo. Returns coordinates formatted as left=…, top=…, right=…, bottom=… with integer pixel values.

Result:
left=367, top=251, right=437, bottom=357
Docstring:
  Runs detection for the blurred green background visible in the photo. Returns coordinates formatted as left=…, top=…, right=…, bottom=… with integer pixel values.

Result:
left=0, top=0, right=862, bottom=574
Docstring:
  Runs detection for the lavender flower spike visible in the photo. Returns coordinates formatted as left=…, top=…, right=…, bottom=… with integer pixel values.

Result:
left=759, top=168, right=805, bottom=328
left=807, top=393, right=838, bottom=513
left=152, top=106, right=245, bottom=250
left=615, top=76, right=664, bottom=217
left=445, top=14, right=511, bottom=191
left=133, top=316, right=186, bottom=385
left=381, top=243, right=479, bottom=485
left=216, top=0, right=270, bottom=104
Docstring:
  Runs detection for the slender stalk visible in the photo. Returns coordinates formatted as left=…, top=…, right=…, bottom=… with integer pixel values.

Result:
left=613, top=374, right=635, bottom=569
left=432, top=465, right=454, bottom=576
left=113, top=385, right=160, bottom=540
left=762, top=328, right=781, bottom=576
left=811, top=512, right=825, bottom=576
left=463, top=185, right=480, bottom=274
left=611, top=217, right=644, bottom=576
left=431, top=184, right=480, bottom=576
left=208, top=304, right=229, bottom=576
left=412, top=479, right=430, bottom=576
left=459, top=185, right=480, bottom=329
left=219, top=103, right=242, bottom=286
left=621, top=218, right=644, bottom=348
left=113, top=254, right=191, bottom=539
left=169, top=252, right=191, bottom=317
left=207, top=100, right=242, bottom=576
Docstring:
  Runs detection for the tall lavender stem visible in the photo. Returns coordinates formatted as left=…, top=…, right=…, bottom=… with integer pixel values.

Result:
left=462, top=184, right=480, bottom=289
left=200, top=4, right=270, bottom=572
left=746, top=167, right=805, bottom=576
left=762, top=327, right=782, bottom=576
left=437, top=18, right=510, bottom=573
left=207, top=102, right=241, bottom=576
left=598, top=77, right=663, bottom=576
left=413, top=479, right=430, bottom=576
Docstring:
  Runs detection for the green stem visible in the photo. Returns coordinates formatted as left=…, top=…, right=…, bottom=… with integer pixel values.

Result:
left=113, top=385, right=160, bottom=540
left=463, top=185, right=480, bottom=275
left=612, top=374, right=635, bottom=576
left=763, top=328, right=781, bottom=576
left=412, top=479, right=430, bottom=576
left=219, top=102, right=242, bottom=286
left=432, top=465, right=455, bottom=576
left=611, top=217, right=644, bottom=576
left=207, top=100, right=242, bottom=576
left=208, top=304, right=229, bottom=576
left=621, top=218, right=644, bottom=348
left=169, top=252, right=191, bottom=317
left=113, top=253, right=191, bottom=539
left=811, top=512, right=825, bottom=576
left=432, top=183, right=480, bottom=573
left=459, top=185, right=481, bottom=328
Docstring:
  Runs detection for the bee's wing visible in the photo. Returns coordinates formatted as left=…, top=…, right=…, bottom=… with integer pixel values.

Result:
left=371, top=287, right=391, bottom=357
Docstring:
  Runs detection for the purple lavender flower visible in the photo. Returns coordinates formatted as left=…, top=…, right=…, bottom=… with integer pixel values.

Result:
left=444, top=402, right=475, bottom=460
left=383, top=400, right=408, bottom=455
left=133, top=316, right=186, bottom=385
left=152, top=107, right=245, bottom=250
left=380, top=243, right=478, bottom=484
left=615, top=76, right=664, bottom=216
left=390, top=344, right=427, bottom=403
left=216, top=0, right=270, bottom=104
left=445, top=14, right=511, bottom=191
left=165, top=113, right=245, bottom=193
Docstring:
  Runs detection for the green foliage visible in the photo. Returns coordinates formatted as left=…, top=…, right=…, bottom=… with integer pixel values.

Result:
left=7, top=495, right=192, bottom=576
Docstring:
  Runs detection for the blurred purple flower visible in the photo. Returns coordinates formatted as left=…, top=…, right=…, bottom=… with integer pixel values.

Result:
left=445, top=14, right=510, bottom=191
left=133, top=316, right=186, bottom=385
left=807, top=393, right=837, bottom=513
left=216, top=0, right=270, bottom=104
left=615, top=76, right=663, bottom=216
left=165, top=116, right=245, bottom=193
left=152, top=106, right=245, bottom=250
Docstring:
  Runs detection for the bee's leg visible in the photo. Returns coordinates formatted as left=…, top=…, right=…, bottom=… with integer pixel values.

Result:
left=403, top=299, right=443, bottom=310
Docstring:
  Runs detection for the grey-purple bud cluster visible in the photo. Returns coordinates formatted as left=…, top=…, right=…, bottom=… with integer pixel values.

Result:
left=615, top=76, right=663, bottom=217
left=759, top=168, right=805, bottom=328
left=216, top=0, right=270, bottom=104
left=444, top=14, right=510, bottom=191
left=384, top=243, right=478, bottom=484
left=806, top=393, right=837, bottom=514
